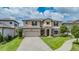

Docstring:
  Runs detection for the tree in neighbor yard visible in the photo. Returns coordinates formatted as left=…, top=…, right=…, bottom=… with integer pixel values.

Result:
left=71, top=24, right=79, bottom=43
left=60, top=24, right=69, bottom=34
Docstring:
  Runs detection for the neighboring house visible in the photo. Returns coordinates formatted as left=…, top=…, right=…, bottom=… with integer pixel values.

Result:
left=0, top=18, right=19, bottom=37
left=63, top=20, right=79, bottom=32
left=22, top=18, right=62, bottom=37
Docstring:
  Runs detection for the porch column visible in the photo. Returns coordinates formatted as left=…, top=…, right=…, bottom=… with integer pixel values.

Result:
left=45, top=29, right=47, bottom=36
left=49, top=29, right=51, bottom=36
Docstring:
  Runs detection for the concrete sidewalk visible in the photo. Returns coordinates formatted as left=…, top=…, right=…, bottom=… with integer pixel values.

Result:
left=17, top=37, right=52, bottom=51
left=56, top=39, right=75, bottom=51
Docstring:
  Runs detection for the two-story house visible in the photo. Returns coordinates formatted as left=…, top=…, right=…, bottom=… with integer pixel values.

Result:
left=22, top=18, right=62, bottom=37
left=0, top=18, right=19, bottom=37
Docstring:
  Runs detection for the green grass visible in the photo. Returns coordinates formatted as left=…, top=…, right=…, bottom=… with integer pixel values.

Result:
left=0, top=37, right=22, bottom=51
left=71, top=44, right=79, bottom=51
left=71, top=40, right=79, bottom=51
left=41, top=36, right=70, bottom=50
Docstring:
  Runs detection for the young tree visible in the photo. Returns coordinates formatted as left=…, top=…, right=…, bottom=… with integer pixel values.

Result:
left=60, top=24, right=68, bottom=34
left=71, top=24, right=79, bottom=43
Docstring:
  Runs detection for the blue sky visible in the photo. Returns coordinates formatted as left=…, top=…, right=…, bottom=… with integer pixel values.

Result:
left=0, top=7, right=79, bottom=25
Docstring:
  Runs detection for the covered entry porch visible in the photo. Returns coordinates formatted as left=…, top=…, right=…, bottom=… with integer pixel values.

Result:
left=41, top=28, right=59, bottom=36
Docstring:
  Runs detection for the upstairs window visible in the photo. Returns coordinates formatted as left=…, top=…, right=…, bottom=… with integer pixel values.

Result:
left=32, top=21, right=37, bottom=26
left=26, top=21, right=27, bottom=24
left=15, top=24, right=17, bottom=27
left=46, top=22, right=50, bottom=25
left=54, top=21, right=58, bottom=26
left=10, top=22, right=12, bottom=24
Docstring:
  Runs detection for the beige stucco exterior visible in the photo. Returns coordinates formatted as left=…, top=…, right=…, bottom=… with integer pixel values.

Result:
left=23, top=20, right=40, bottom=28
left=22, top=18, right=62, bottom=37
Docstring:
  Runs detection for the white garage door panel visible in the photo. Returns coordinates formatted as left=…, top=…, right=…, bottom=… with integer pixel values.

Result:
left=24, top=31, right=40, bottom=37
left=23, top=29, right=40, bottom=37
left=24, top=29, right=40, bottom=32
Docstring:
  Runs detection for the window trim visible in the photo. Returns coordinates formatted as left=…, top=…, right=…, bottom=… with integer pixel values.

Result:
left=54, top=21, right=58, bottom=26
left=46, top=22, right=50, bottom=25
left=32, top=21, right=37, bottom=26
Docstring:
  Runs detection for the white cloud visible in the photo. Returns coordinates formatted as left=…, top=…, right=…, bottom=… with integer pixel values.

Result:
left=54, top=7, right=79, bottom=20
left=43, top=10, right=64, bottom=21
left=51, top=13, right=64, bottom=21
left=0, top=7, right=65, bottom=21
left=0, top=7, right=38, bottom=19
left=1, top=7, right=79, bottom=26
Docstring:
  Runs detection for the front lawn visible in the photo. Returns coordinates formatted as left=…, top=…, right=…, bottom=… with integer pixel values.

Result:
left=41, top=36, right=70, bottom=50
left=0, top=37, right=22, bottom=51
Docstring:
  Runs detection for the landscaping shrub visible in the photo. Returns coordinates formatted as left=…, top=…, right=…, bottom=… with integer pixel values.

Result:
left=14, top=35, right=18, bottom=38
left=73, top=41, right=79, bottom=44
left=18, top=28, right=23, bottom=37
left=60, top=34, right=68, bottom=37
left=3, top=36, right=8, bottom=43
left=4, top=35, right=12, bottom=42
left=0, top=33, right=3, bottom=42
left=7, top=35, right=12, bottom=41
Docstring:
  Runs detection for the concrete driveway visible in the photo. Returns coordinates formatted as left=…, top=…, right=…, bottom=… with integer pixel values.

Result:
left=17, top=37, right=52, bottom=51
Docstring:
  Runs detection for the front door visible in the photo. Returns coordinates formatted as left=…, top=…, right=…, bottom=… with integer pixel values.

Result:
left=47, top=29, right=49, bottom=36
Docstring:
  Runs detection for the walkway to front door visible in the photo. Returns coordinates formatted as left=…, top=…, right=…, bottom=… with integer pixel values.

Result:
left=17, top=37, right=52, bottom=51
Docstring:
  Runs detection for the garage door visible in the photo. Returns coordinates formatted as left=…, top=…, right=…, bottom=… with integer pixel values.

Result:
left=23, top=29, right=40, bottom=37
